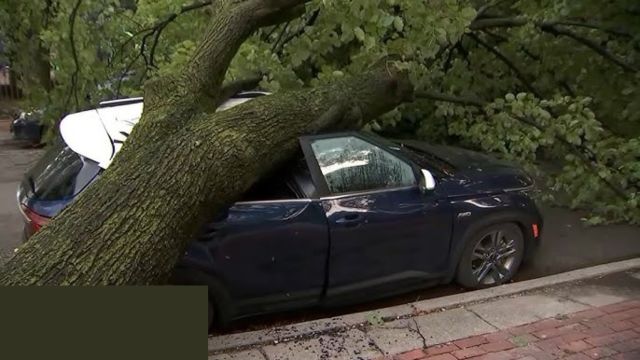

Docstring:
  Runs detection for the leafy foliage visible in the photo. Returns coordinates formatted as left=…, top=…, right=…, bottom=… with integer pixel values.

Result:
left=1, top=0, right=639, bottom=223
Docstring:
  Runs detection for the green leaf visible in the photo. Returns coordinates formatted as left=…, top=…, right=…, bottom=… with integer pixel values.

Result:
left=393, top=17, right=404, bottom=32
left=460, top=7, right=477, bottom=20
left=380, top=15, right=394, bottom=28
left=354, top=27, right=365, bottom=42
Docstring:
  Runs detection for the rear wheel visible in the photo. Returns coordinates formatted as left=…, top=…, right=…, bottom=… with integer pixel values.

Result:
left=456, top=223, right=524, bottom=289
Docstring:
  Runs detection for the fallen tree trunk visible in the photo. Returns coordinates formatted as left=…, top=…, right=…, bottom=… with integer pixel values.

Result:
left=0, top=0, right=413, bottom=285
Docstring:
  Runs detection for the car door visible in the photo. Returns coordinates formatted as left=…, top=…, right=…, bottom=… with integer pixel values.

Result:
left=300, top=133, right=453, bottom=301
left=182, top=162, right=329, bottom=316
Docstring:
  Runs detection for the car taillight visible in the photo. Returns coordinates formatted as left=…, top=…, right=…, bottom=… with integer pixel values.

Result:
left=20, top=204, right=50, bottom=233
left=532, top=223, right=539, bottom=238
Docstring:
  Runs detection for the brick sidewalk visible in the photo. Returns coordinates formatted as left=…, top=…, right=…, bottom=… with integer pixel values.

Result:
left=387, top=301, right=640, bottom=360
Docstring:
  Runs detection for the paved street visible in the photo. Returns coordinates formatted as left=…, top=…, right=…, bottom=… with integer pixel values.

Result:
left=0, top=119, right=42, bottom=265
left=517, top=206, right=640, bottom=279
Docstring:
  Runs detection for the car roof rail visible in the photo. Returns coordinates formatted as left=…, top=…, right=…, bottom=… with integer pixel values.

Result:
left=98, top=97, right=144, bottom=108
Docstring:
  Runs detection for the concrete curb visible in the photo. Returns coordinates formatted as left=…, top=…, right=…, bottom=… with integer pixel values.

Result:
left=208, top=257, right=640, bottom=354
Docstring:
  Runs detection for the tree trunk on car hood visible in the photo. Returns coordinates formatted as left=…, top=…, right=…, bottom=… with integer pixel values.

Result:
left=0, top=0, right=413, bottom=285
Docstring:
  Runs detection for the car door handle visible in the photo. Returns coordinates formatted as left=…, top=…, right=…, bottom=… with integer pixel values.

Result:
left=335, top=214, right=362, bottom=226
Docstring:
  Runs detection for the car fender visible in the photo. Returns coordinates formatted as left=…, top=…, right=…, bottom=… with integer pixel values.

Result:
left=442, top=195, right=542, bottom=283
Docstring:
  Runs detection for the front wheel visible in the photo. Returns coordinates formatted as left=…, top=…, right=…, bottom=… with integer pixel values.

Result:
left=456, top=223, right=525, bottom=289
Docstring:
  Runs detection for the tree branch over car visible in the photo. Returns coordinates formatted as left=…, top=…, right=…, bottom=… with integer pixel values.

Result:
left=0, top=0, right=413, bottom=285
left=0, top=0, right=638, bottom=289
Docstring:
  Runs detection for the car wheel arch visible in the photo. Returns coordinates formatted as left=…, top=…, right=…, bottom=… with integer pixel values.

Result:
left=443, top=209, right=538, bottom=284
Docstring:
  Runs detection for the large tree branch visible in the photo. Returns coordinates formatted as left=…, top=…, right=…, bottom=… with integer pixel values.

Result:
left=171, top=0, right=311, bottom=108
left=194, top=58, right=414, bottom=139
left=0, top=58, right=413, bottom=285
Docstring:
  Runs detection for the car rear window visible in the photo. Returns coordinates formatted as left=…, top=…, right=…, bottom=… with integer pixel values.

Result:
left=26, top=139, right=100, bottom=201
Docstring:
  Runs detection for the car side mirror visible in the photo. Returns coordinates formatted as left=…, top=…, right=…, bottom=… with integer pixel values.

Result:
left=419, top=169, right=436, bottom=193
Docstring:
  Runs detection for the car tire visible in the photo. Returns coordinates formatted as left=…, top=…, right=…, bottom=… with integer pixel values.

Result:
left=456, top=223, right=525, bottom=289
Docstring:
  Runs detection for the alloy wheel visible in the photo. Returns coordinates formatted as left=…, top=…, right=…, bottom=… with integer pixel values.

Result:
left=470, top=229, right=519, bottom=285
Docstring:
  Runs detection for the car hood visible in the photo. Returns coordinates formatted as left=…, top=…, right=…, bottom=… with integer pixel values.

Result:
left=397, top=140, right=534, bottom=198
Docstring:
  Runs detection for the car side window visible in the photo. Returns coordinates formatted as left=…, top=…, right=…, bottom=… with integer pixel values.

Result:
left=310, top=136, right=416, bottom=194
left=240, top=152, right=310, bottom=201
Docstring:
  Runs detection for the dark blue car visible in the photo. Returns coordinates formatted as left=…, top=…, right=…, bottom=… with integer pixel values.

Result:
left=17, top=130, right=542, bottom=331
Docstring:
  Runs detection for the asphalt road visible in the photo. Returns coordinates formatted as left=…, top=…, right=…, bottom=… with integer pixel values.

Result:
left=518, top=206, right=640, bottom=279
left=0, top=122, right=42, bottom=264
left=1, top=119, right=639, bottom=332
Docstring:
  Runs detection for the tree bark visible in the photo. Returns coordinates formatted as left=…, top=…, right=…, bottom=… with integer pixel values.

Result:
left=0, top=0, right=413, bottom=285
